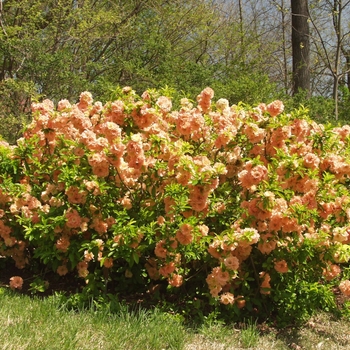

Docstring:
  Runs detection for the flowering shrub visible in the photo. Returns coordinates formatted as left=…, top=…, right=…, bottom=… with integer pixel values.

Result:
left=1, top=86, right=350, bottom=323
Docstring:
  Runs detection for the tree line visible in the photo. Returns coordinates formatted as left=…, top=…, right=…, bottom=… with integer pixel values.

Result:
left=0, top=0, right=349, bottom=143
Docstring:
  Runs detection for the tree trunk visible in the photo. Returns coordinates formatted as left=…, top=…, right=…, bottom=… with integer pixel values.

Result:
left=347, top=55, right=350, bottom=90
left=291, top=0, right=310, bottom=96
left=280, top=0, right=289, bottom=94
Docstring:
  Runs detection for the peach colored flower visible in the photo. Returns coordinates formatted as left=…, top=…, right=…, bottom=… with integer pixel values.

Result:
left=106, top=216, right=116, bottom=227
left=235, top=227, right=260, bottom=246
left=175, top=229, right=192, bottom=245
left=178, top=97, right=192, bottom=110
left=266, top=100, right=284, bottom=117
left=128, top=155, right=145, bottom=170
left=41, top=204, right=50, bottom=213
left=168, top=274, right=183, bottom=287
left=235, top=295, right=246, bottom=309
left=154, top=240, right=167, bottom=259
left=215, top=129, right=234, bottom=148
left=176, top=110, right=194, bottom=136
left=77, top=261, right=89, bottom=278
left=319, top=201, right=335, bottom=220
left=233, top=245, right=252, bottom=261
left=280, top=217, right=301, bottom=234
left=84, top=250, right=94, bottom=262
left=211, top=266, right=230, bottom=286
left=157, top=216, right=165, bottom=225
left=303, top=152, right=320, bottom=169
left=323, top=263, right=341, bottom=281
left=156, top=96, right=172, bottom=112
left=242, top=198, right=268, bottom=221
left=208, top=239, right=222, bottom=259
left=223, top=255, right=240, bottom=270
left=291, top=118, right=310, bottom=140
left=260, top=272, right=271, bottom=294
left=4, top=236, right=16, bottom=247
left=205, top=272, right=218, bottom=289
left=65, top=209, right=82, bottom=228
left=49, top=196, right=64, bottom=207
left=258, top=239, right=277, bottom=254
left=100, top=121, right=122, bottom=142
left=127, top=137, right=143, bottom=155
left=132, top=107, right=158, bottom=129
left=238, top=161, right=268, bottom=188
left=334, top=125, right=350, bottom=140
left=55, top=236, right=70, bottom=252
left=332, top=227, right=349, bottom=243
left=104, top=100, right=125, bottom=124
left=145, top=258, right=160, bottom=280
left=176, top=170, right=192, bottom=186
left=93, top=240, right=103, bottom=252
left=216, top=98, right=229, bottom=111
left=84, top=180, right=100, bottom=192
left=113, top=234, right=123, bottom=245
left=250, top=164, right=268, bottom=183
left=80, top=129, right=96, bottom=146
left=159, top=262, right=176, bottom=277
left=57, top=99, right=72, bottom=111
left=197, top=87, right=214, bottom=113
left=175, top=223, right=193, bottom=245
left=339, top=280, right=350, bottom=296
left=91, top=161, right=110, bottom=178
left=244, top=124, right=266, bottom=143
left=9, top=276, right=23, bottom=290
left=120, top=196, right=132, bottom=210
left=220, top=292, right=235, bottom=305
left=90, top=217, right=108, bottom=234
left=209, top=286, right=222, bottom=298
left=0, top=220, right=11, bottom=239
left=103, top=258, right=114, bottom=268
left=57, top=265, right=68, bottom=276
left=77, top=91, right=93, bottom=111
left=31, top=98, right=54, bottom=114
left=65, top=186, right=86, bottom=204
left=198, top=224, right=209, bottom=237
left=214, top=202, right=226, bottom=214
left=27, top=196, right=41, bottom=210
left=188, top=186, right=209, bottom=212
left=274, top=260, right=289, bottom=273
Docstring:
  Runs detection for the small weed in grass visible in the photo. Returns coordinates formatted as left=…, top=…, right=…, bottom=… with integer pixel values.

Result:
left=239, top=319, right=259, bottom=348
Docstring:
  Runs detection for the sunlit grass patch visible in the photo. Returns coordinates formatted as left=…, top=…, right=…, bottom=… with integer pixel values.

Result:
left=2, top=287, right=350, bottom=350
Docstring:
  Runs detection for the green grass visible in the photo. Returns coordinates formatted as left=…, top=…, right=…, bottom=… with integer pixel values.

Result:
left=0, top=288, right=185, bottom=350
left=1, top=288, right=350, bottom=350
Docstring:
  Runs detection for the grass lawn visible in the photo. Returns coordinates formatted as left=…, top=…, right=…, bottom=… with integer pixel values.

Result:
left=1, top=287, right=350, bottom=350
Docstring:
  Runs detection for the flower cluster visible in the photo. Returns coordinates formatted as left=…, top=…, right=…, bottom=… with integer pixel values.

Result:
left=0, top=87, right=350, bottom=319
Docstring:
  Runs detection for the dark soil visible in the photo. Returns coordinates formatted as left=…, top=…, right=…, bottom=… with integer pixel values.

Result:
left=0, top=259, right=85, bottom=296
left=0, top=258, right=177, bottom=309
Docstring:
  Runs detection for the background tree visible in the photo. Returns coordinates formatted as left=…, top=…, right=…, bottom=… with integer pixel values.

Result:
left=0, top=0, right=281, bottom=144
left=291, top=0, right=310, bottom=95
left=308, top=0, right=350, bottom=119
